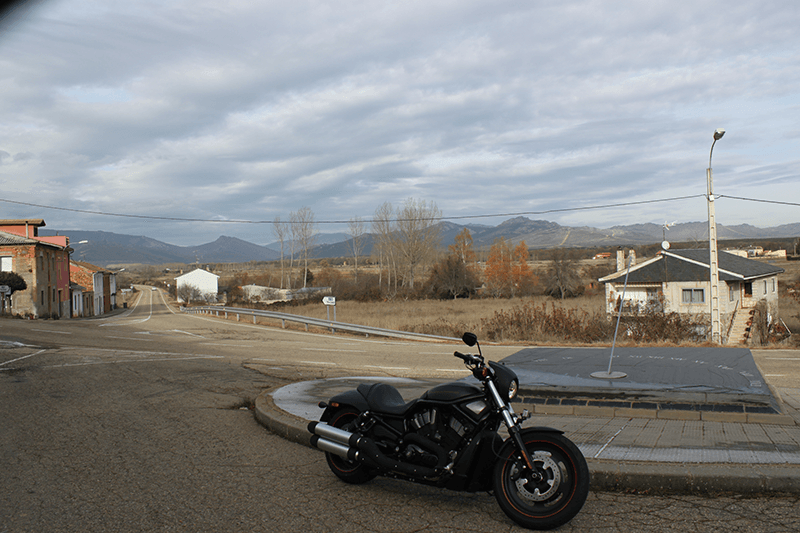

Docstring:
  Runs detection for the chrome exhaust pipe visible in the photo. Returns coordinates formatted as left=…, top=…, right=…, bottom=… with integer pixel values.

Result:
left=308, top=421, right=439, bottom=478
left=309, top=435, right=360, bottom=461
left=308, top=421, right=363, bottom=447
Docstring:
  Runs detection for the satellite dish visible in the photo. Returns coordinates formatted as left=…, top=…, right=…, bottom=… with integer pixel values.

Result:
left=662, top=241, right=670, bottom=250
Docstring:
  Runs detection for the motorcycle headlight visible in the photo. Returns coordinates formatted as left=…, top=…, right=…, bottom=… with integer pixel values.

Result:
left=508, top=379, right=518, bottom=401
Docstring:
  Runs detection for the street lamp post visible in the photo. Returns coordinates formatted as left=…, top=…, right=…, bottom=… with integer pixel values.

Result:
left=707, top=128, right=725, bottom=343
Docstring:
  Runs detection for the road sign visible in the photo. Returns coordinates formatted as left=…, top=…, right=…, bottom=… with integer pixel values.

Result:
left=0, top=285, right=9, bottom=294
left=322, top=296, right=336, bottom=306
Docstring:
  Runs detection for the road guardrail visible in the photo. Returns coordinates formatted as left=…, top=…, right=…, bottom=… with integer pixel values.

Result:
left=182, top=305, right=459, bottom=343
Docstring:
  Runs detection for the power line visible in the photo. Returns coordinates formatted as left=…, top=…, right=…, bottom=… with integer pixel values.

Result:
left=716, top=195, right=800, bottom=208
left=0, top=193, right=796, bottom=226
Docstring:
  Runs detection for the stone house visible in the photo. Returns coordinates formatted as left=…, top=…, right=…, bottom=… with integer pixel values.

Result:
left=0, top=219, right=71, bottom=318
left=599, top=248, right=784, bottom=344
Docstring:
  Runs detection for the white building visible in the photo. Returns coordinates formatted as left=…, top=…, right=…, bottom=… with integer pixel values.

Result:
left=175, top=268, right=219, bottom=303
left=599, top=249, right=785, bottom=345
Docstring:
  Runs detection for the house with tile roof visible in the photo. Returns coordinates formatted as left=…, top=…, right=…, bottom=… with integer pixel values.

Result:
left=70, top=260, right=122, bottom=316
left=599, top=248, right=785, bottom=345
left=0, top=225, right=71, bottom=318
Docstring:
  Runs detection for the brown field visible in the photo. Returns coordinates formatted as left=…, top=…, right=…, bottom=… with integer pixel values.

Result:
left=139, top=256, right=800, bottom=346
left=282, top=294, right=604, bottom=337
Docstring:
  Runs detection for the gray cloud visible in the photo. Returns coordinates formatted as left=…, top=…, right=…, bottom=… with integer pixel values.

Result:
left=0, top=0, right=798, bottom=245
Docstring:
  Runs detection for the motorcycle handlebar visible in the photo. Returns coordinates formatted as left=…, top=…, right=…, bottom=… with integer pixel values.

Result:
left=454, top=351, right=481, bottom=365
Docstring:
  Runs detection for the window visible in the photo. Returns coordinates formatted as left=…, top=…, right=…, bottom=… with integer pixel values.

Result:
left=773, top=279, right=776, bottom=293
left=0, top=256, right=11, bottom=272
left=682, top=288, right=704, bottom=304
left=763, top=280, right=767, bottom=295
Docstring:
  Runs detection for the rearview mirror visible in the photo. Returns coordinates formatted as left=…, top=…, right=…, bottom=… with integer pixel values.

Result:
left=462, top=332, right=478, bottom=347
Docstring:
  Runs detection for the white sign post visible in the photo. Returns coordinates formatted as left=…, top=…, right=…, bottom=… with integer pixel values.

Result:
left=323, top=296, right=337, bottom=332
left=323, top=296, right=336, bottom=322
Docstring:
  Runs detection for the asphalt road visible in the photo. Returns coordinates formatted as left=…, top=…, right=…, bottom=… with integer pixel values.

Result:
left=1, top=289, right=799, bottom=532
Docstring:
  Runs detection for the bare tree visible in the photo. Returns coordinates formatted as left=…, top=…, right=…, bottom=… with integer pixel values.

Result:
left=293, top=207, right=317, bottom=288
left=177, top=284, right=202, bottom=304
left=273, top=216, right=288, bottom=289
left=348, top=216, right=366, bottom=284
left=288, top=211, right=301, bottom=289
left=394, top=198, right=442, bottom=290
left=372, top=202, right=395, bottom=293
left=544, top=249, right=583, bottom=299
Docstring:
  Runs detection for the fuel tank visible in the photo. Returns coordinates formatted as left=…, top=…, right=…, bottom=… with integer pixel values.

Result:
left=421, top=381, right=483, bottom=402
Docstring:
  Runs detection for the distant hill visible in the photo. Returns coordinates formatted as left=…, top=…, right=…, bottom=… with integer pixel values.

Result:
left=43, top=219, right=800, bottom=267
left=41, top=230, right=279, bottom=266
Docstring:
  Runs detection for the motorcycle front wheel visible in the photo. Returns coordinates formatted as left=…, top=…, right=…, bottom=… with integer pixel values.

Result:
left=492, top=432, right=589, bottom=531
left=324, top=408, right=377, bottom=485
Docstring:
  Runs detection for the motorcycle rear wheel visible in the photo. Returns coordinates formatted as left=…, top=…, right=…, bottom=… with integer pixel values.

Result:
left=492, top=432, right=589, bottom=530
left=324, top=408, right=377, bottom=485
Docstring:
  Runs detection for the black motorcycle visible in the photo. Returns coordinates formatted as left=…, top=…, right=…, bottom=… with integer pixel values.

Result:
left=308, top=332, right=589, bottom=530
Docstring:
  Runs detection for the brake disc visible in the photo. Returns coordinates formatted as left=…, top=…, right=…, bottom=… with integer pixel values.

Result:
left=513, top=451, right=562, bottom=502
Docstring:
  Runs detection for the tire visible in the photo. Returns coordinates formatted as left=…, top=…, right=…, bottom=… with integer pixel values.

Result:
left=492, top=432, right=589, bottom=530
left=324, top=408, right=377, bottom=485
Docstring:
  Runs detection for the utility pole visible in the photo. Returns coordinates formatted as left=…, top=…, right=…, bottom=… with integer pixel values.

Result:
left=707, top=128, right=725, bottom=343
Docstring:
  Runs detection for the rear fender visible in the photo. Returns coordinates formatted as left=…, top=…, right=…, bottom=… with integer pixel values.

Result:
left=318, top=389, right=369, bottom=422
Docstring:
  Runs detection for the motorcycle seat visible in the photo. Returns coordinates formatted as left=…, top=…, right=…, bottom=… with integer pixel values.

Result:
left=357, top=383, right=416, bottom=416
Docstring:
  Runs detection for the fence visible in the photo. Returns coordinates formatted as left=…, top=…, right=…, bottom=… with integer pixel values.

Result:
left=182, top=305, right=459, bottom=342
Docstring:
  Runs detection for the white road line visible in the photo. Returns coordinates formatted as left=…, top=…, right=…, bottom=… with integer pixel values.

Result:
left=0, top=349, right=47, bottom=368
left=31, top=329, right=72, bottom=335
left=298, top=361, right=337, bottom=366
left=205, top=343, right=253, bottom=347
left=171, top=329, right=205, bottom=338
left=43, top=355, right=223, bottom=369
left=301, top=348, right=368, bottom=352
left=436, top=369, right=470, bottom=373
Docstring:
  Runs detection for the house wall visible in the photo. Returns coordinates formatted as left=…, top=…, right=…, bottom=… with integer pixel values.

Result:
left=93, top=272, right=104, bottom=316
left=604, top=283, right=662, bottom=314
left=176, top=269, right=219, bottom=302
left=55, top=248, right=70, bottom=317
left=72, top=289, right=84, bottom=317
left=605, top=275, right=782, bottom=342
left=0, top=242, right=67, bottom=318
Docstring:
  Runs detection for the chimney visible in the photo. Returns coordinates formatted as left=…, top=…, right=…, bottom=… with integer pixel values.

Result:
left=617, top=249, right=636, bottom=272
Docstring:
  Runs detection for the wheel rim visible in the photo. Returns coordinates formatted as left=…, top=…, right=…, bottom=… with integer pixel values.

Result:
left=513, top=451, right=562, bottom=502
left=502, top=443, right=576, bottom=517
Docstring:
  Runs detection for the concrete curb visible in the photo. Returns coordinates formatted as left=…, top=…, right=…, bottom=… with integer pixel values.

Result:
left=254, top=387, right=311, bottom=447
left=254, top=388, right=800, bottom=495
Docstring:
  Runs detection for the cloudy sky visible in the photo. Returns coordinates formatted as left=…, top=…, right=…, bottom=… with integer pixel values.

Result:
left=1, top=0, right=800, bottom=246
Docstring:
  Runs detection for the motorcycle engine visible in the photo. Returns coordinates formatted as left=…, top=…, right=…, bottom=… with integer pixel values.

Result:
left=407, top=408, right=470, bottom=457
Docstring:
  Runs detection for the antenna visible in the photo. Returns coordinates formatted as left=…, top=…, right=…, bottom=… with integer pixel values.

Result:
left=662, top=220, right=677, bottom=250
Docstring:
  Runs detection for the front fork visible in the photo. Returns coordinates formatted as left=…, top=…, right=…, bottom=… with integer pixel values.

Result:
left=486, top=380, right=536, bottom=472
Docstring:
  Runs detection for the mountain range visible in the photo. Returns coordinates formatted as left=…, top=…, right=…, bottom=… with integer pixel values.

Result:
left=42, top=218, right=800, bottom=267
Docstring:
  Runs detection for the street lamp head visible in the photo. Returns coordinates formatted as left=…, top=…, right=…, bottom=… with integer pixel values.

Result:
left=713, top=128, right=725, bottom=140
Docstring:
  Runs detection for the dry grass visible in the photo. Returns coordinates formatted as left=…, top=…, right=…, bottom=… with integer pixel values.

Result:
left=278, top=294, right=614, bottom=344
